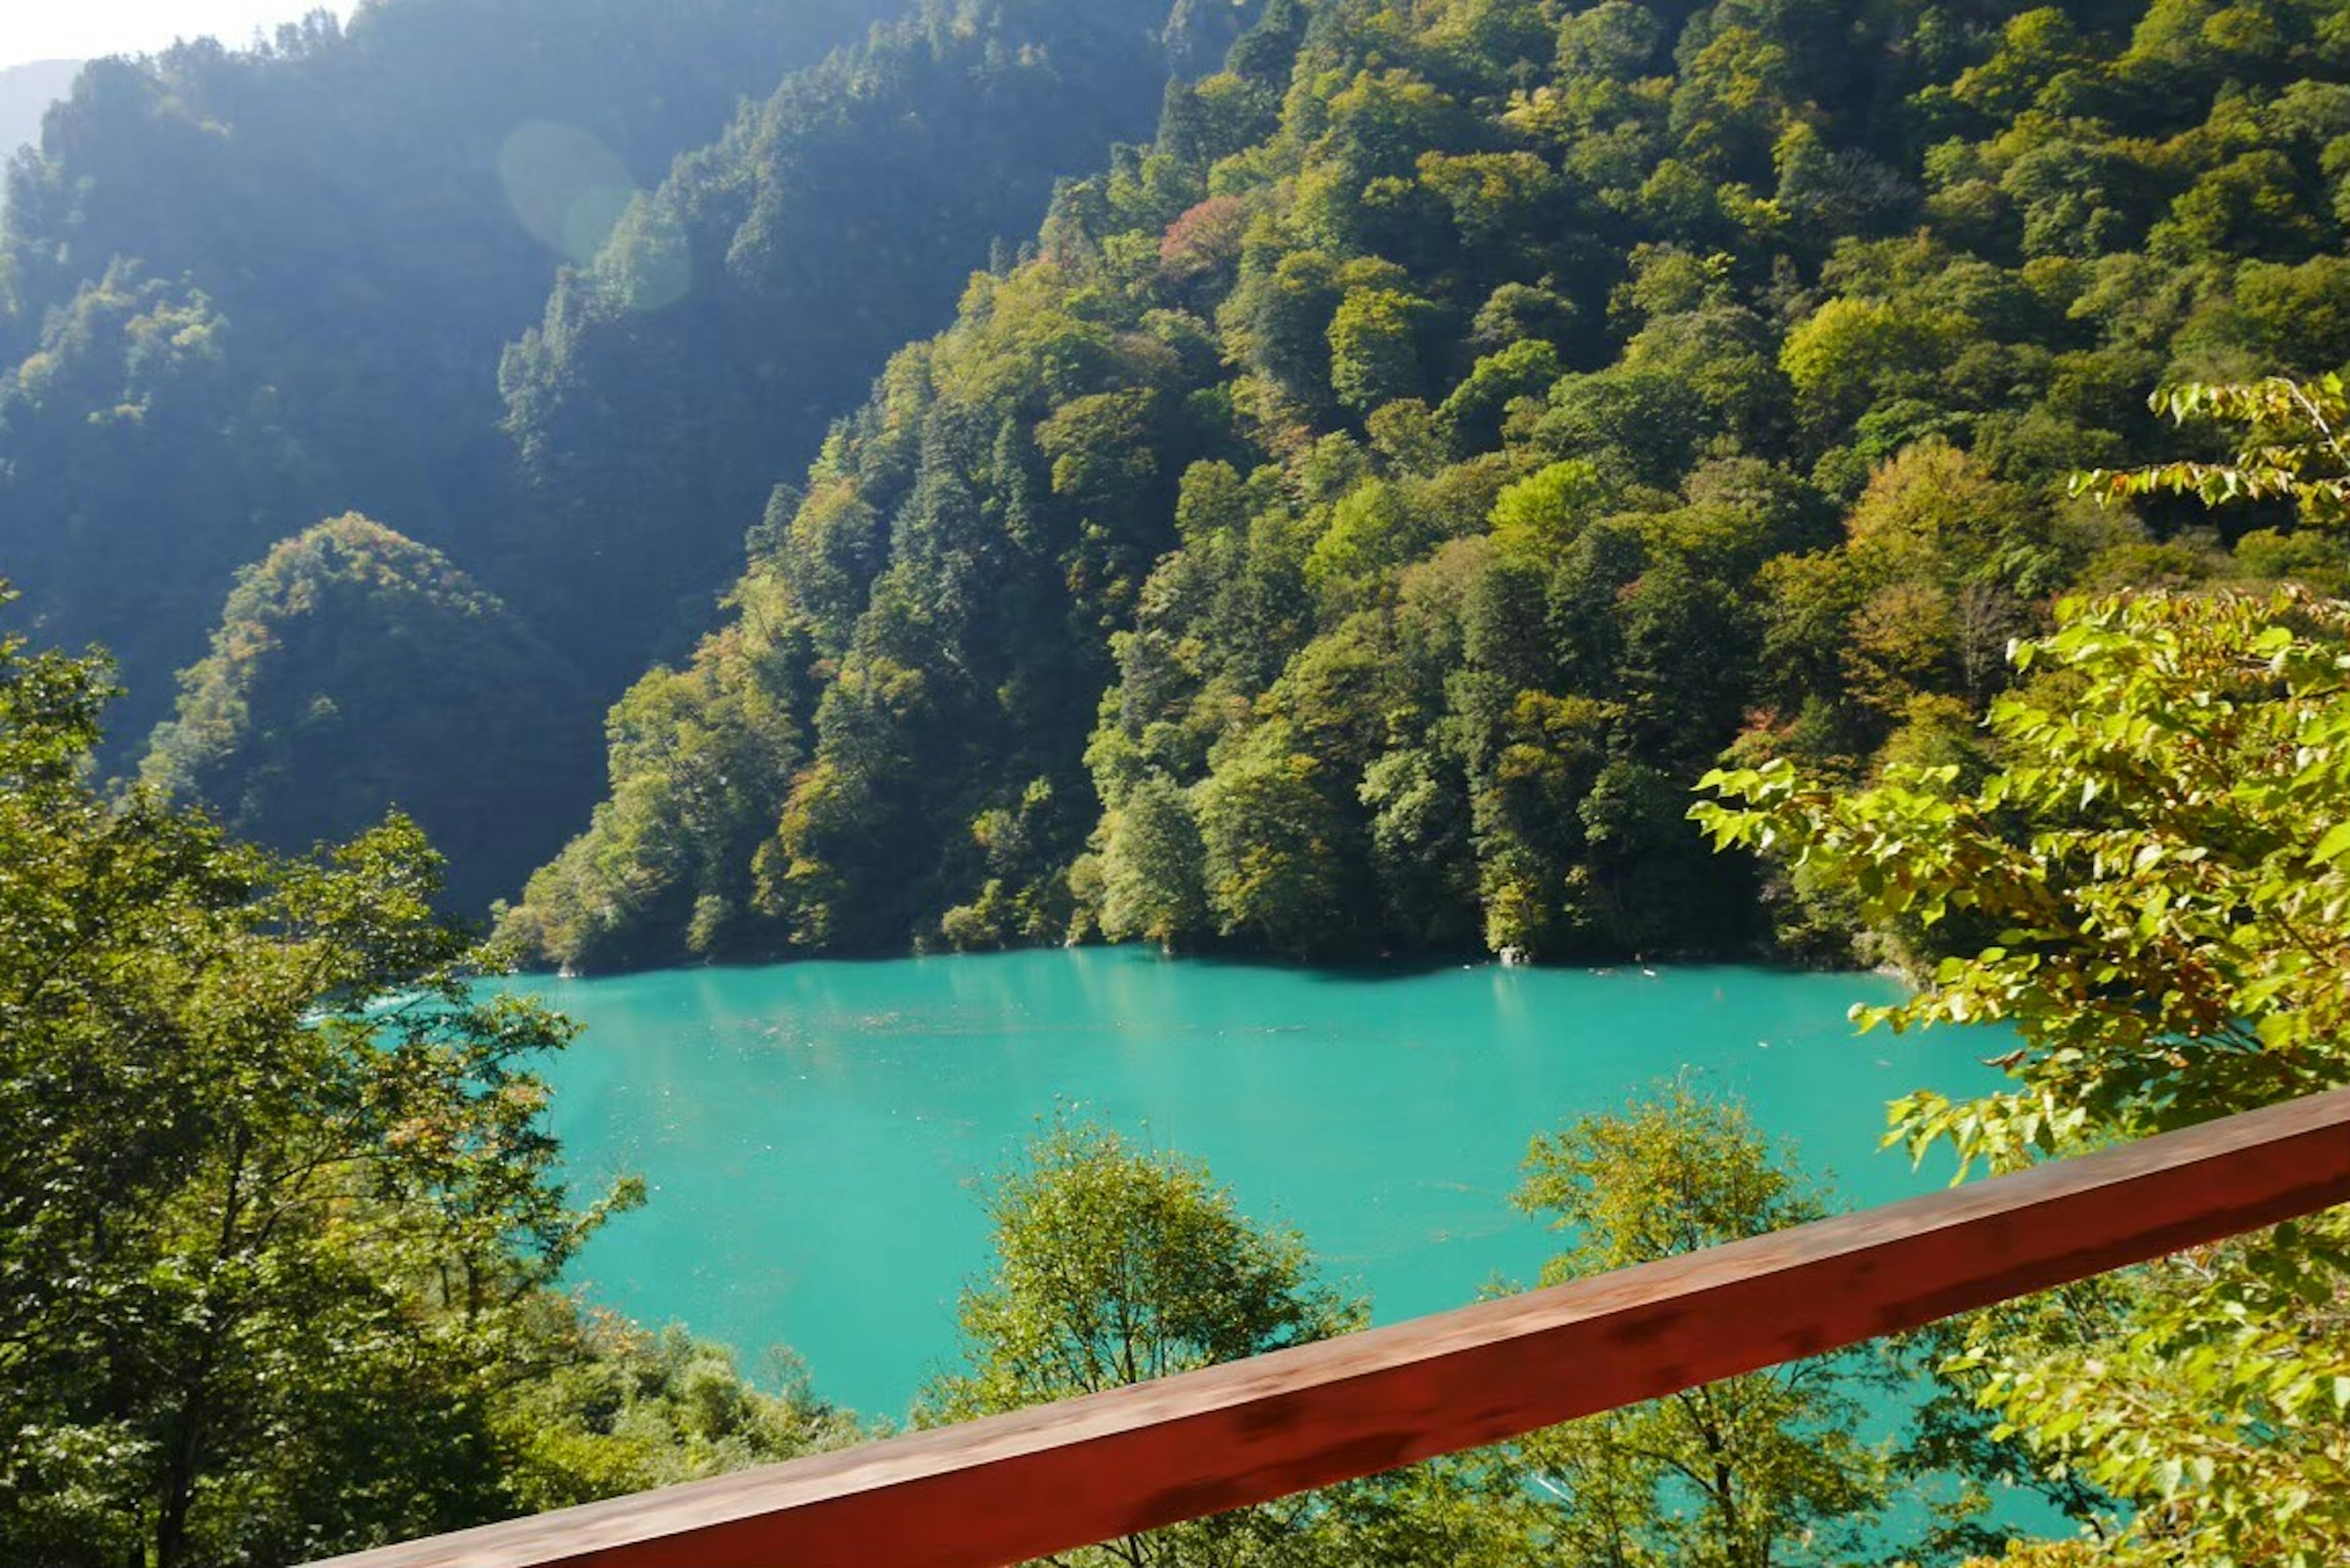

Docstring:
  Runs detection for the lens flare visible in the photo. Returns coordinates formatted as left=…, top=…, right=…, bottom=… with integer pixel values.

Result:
left=496, top=119, right=638, bottom=267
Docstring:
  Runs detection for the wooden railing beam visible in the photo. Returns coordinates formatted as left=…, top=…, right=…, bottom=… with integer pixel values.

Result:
left=313, top=1088, right=2350, bottom=1568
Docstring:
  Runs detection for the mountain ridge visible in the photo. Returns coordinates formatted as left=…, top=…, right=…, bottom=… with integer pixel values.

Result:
left=0, top=60, right=78, bottom=165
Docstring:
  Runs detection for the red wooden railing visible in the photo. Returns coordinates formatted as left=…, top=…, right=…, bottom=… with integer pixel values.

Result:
left=313, top=1088, right=2350, bottom=1568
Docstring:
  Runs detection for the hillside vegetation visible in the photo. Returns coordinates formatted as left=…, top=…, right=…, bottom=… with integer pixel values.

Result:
left=141, top=515, right=598, bottom=912
left=8, top=2, right=2350, bottom=1561
left=507, top=0, right=2350, bottom=970
left=1, top=0, right=1217, bottom=911
left=0, top=0, right=897, bottom=755
left=0, top=61, right=78, bottom=169
left=495, top=0, right=1206, bottom=695
left=0, top=605, right=868, bottom=1567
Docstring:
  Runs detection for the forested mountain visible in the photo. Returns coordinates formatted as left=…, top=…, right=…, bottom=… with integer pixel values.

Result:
left=494, top=0, right=1214, bottom=695
left=9, top=4, right=2350, bottom=1562
left=142, top=515, right=599, bottom=912
left=2, top=0, right=1218, bottom=914
left=0, top=61, right=78, bottom=169
left=0, top=0, right=902, bottom=757
left=507, top=0, right=2350, bottom=970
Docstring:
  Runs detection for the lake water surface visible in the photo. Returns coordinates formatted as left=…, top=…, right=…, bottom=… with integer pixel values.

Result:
left=525, top=949, right=2007, bottom=1418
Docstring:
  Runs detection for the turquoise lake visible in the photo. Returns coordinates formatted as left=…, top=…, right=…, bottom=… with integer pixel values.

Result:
left=523, top=948, right=2007, bottom=1419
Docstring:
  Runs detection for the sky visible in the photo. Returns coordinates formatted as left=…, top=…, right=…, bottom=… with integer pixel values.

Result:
left=1, top=0, right=359, bottom=72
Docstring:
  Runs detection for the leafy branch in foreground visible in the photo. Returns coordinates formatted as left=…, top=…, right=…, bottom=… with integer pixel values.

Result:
left=0, top=588, right=855, bottom=1567
left=2072, top=375, right=2350, bottom=525
left=1694, top=589, right=2350, bottom=1566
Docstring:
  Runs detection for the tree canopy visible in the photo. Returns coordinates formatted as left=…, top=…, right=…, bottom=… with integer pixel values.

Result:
left=141, top=515, right=601, bottom=913
left=0, top=0, right=898, bottom=760
left=0, top=0, right=1204, bottom=912
left=920, top=1118, right=1542, bottom=1568
left=0, top=591, right=858, bottom=1565
left=511, top=0, right=2350, bottom=970
left=1513, top=1086, right=1897, bottom=1567
left=1698, top=587, right=2350, bottom=1564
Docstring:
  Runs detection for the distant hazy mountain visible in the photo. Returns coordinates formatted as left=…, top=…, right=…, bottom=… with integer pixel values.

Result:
left=0, top=59, right=80, bottom=161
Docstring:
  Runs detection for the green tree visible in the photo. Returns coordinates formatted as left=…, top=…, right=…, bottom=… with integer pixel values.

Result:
left=1696, top=588, right=2350, bottom=1564
left=0, top=592, right=589, bottom=1564
left=1195, top=722, right=1364, bottom=957
left=142, top=515, right=600, bottom=914
left=925, top=1121, right=1359, bottom=1414
left=920, top=1121, right=1360, bottom=1567
left=0, top=592, right=846, bottom=1564
left=1513, top=1086, right=1893, bottom=1567
left=1438, top=340, right=1563, bottom=456
left=1948, top=9, right=2090, bottom=123
left=922, top=1120, right=1542, bottom=1567
left=502, top=1320, right=862, bottom=1513
left=1328, top=287, right=1439, bottom=416
left=1096, top=774, right=1210, bottom=949
left=1780, top=297, right=1967, bottom=436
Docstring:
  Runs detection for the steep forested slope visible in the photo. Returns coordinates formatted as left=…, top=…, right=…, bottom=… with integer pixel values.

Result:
left=1, top=0, right=1217, bottom=915
left=142, top=515, right=599, bottom=912
left=0, top=0, right=898, bottom=755
left=507, top=0, right=2350, bottom=971
left=496, top=0, right=1209, bottom=693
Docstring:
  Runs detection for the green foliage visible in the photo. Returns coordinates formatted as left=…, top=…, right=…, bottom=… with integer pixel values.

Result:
left=498, top=0, right=1187, bottom=700
left=142, top=515, right=600, bottom=914
left=925, top=1120, right=1359, bottom=1417
left=920, top=1120, right=1352, bottom=1566
left=1, top=0, right=1195, bottom=913
left=1097, top=774, right=1211, bottom=947
left=2074, top=373, right=2350, bottom=523
left=1514, top=1086, right=1897, bottom=1567
left=0, top=0, right=898, bottom=760
left=1696, top=588, right=2350, bottom=1563
left=1781, top=298, right=1968, bottom=435
left=502, top=1320, right=862, bottom=1514
left=1327, top=286, right=1439, bottom=413
left=0, top=591, right=852, bottom=1564
left=511, top=0, right=2350, bottom=971
left=1489, top=458, right=1607, bottom=556
left=920, top=1118, right=1541, bottom=1567
left=1701, top=587, right=2350, bottom=1157
left=1195, top=722, right=1365, bottom=956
